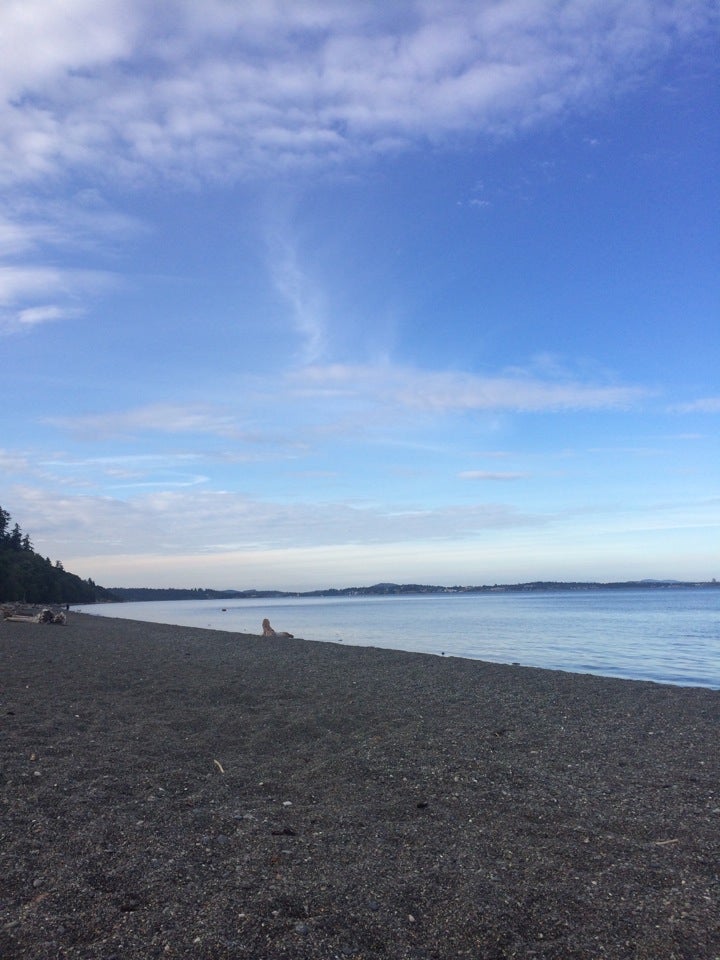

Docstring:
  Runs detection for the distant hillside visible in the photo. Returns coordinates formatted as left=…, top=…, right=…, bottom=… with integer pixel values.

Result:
left=110, top=578, right=718, bottom=603
left=108, top=587, right=287, bottom=602
left=0, top=505, right=116, bottom=605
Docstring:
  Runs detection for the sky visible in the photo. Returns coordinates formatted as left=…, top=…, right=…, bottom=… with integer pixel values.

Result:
left=1, top=0, right=718, bottom=591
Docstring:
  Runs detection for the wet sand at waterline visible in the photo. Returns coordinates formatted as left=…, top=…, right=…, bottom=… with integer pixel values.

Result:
left=2, top=613, right=718, bottom=959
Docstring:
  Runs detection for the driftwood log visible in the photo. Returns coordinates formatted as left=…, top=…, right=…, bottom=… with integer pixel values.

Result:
left=1, top=605, right=66, bottom=624
left=261, top=617, right=293, bottom=638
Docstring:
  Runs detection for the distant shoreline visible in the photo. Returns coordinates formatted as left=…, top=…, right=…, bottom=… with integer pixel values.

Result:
left=103, top=578, right=720, bottom=603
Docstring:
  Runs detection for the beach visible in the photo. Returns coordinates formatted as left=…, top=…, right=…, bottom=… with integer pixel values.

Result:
left=1, top=613, right=718, bottom=959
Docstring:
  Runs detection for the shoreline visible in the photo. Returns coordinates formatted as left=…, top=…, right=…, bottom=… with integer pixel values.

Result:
left=2, top=613, right=719, bottom=958
left=75, top=599, right=720, bottom=692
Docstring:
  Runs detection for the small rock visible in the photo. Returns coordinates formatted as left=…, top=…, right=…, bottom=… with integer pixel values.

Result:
left=294, top=923, right=310, bottom=935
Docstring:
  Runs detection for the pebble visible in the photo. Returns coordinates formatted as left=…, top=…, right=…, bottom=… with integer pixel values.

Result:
left=294, top=922, right=310, bottom=935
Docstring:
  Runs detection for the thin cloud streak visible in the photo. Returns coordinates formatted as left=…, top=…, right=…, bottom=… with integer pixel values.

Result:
left=459, top=470, right=528, bottom=481
left=36, top=366, right=652, bottom=454
left=43, top=403, right=247, bottom=440
left=672, top=397, right=720, bottom=413
left=292, top=364, right=650, bottom=413
left=0, top=264, right=115, bottom=334
left=266, top=228, right=328, bottom=363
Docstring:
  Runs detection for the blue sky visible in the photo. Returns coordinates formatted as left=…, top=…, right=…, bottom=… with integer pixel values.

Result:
left=1, top=0, right=718, bottom=590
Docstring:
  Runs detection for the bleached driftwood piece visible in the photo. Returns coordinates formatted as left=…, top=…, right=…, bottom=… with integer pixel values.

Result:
left=1, top=605, right=66, bottom=624
left=262, top=618, right=294, bottom=639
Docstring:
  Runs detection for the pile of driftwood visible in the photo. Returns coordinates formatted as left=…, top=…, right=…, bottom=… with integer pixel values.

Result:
left=1, top=604, right=66, bottom=625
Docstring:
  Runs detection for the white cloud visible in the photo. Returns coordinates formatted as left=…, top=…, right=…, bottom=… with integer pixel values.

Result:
left=43, top=403, right=247, bottom=440
left=0, top=190, right=143, bottom=336
left=0, top=449, right=31, bottom=473
left=291, top=363, right=649, bottom=413
left=0, top=264, right=113, bottom=333
left=12, top=483, right=719, bottom=588
left=673, top=397, right=720, bottom=413
left=10, top=484, right=540, bottom=561
left=265, top=228, right=328, bottom=363
left=15, top=305, right=77, bottom=327
left=459, top=470, right=528, bottom=480
left=1, top=192, right=143, bottom=254
left=0, top=0, right=138, bottom=98
left=0, top=0, right=714, bottom=186
left=0, top=265, right=78, bottom=304
left=33, top=364, right=650, bottom=472
left=1, top=1, right=713, bottom=340
left=36, top=365, right=649, bottom=463
left=0, top=217, right=56, bottom=255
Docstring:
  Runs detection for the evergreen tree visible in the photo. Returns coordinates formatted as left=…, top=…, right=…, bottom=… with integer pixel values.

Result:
left=0, top=503, right=116, bottom=604
left=0, top=507, right=9, bottom=540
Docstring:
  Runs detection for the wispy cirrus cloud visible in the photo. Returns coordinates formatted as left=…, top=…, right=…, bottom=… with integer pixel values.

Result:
left=42, top=403, right=247, bottom=440
left=6, top=304, right=78, bottom=329
left=0, top=192, right=144, bottom=256
left=38, top=365, right=650, bottom=457
left=291, top=363, right=650, bottom=413
left=265, top=226, right=328, bottom=363
left=0, top=190, right=142, bottom=333
left=0, top=265, right=110, bottom=303
left=459, top=470, right=529, bottom=481
left=0, top=449, right=32, bottom=473
left=672, top=396, right=720, bottom=413
left=0, top=263, right=115, bottom=333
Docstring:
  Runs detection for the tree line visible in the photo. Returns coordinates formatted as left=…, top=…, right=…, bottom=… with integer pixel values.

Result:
left=0, top=505, right=115, bottom=605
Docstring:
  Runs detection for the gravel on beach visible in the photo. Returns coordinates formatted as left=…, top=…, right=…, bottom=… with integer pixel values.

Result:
left=1, top=612, right=718, bottom=959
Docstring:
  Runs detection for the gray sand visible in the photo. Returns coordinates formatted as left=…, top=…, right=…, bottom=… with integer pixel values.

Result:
left=1, top=613, right=718, bottom=959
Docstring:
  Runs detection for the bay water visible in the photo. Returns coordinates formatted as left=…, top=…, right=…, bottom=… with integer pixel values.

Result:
left=76, top=587, right=720, bottom=689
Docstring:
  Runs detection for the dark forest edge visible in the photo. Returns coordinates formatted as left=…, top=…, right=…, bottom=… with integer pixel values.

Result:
left=0, top=506, right=116, bottom=605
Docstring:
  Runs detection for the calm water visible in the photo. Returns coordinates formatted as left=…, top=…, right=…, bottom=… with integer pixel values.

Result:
left=76, top=588, right=720, bottom=689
